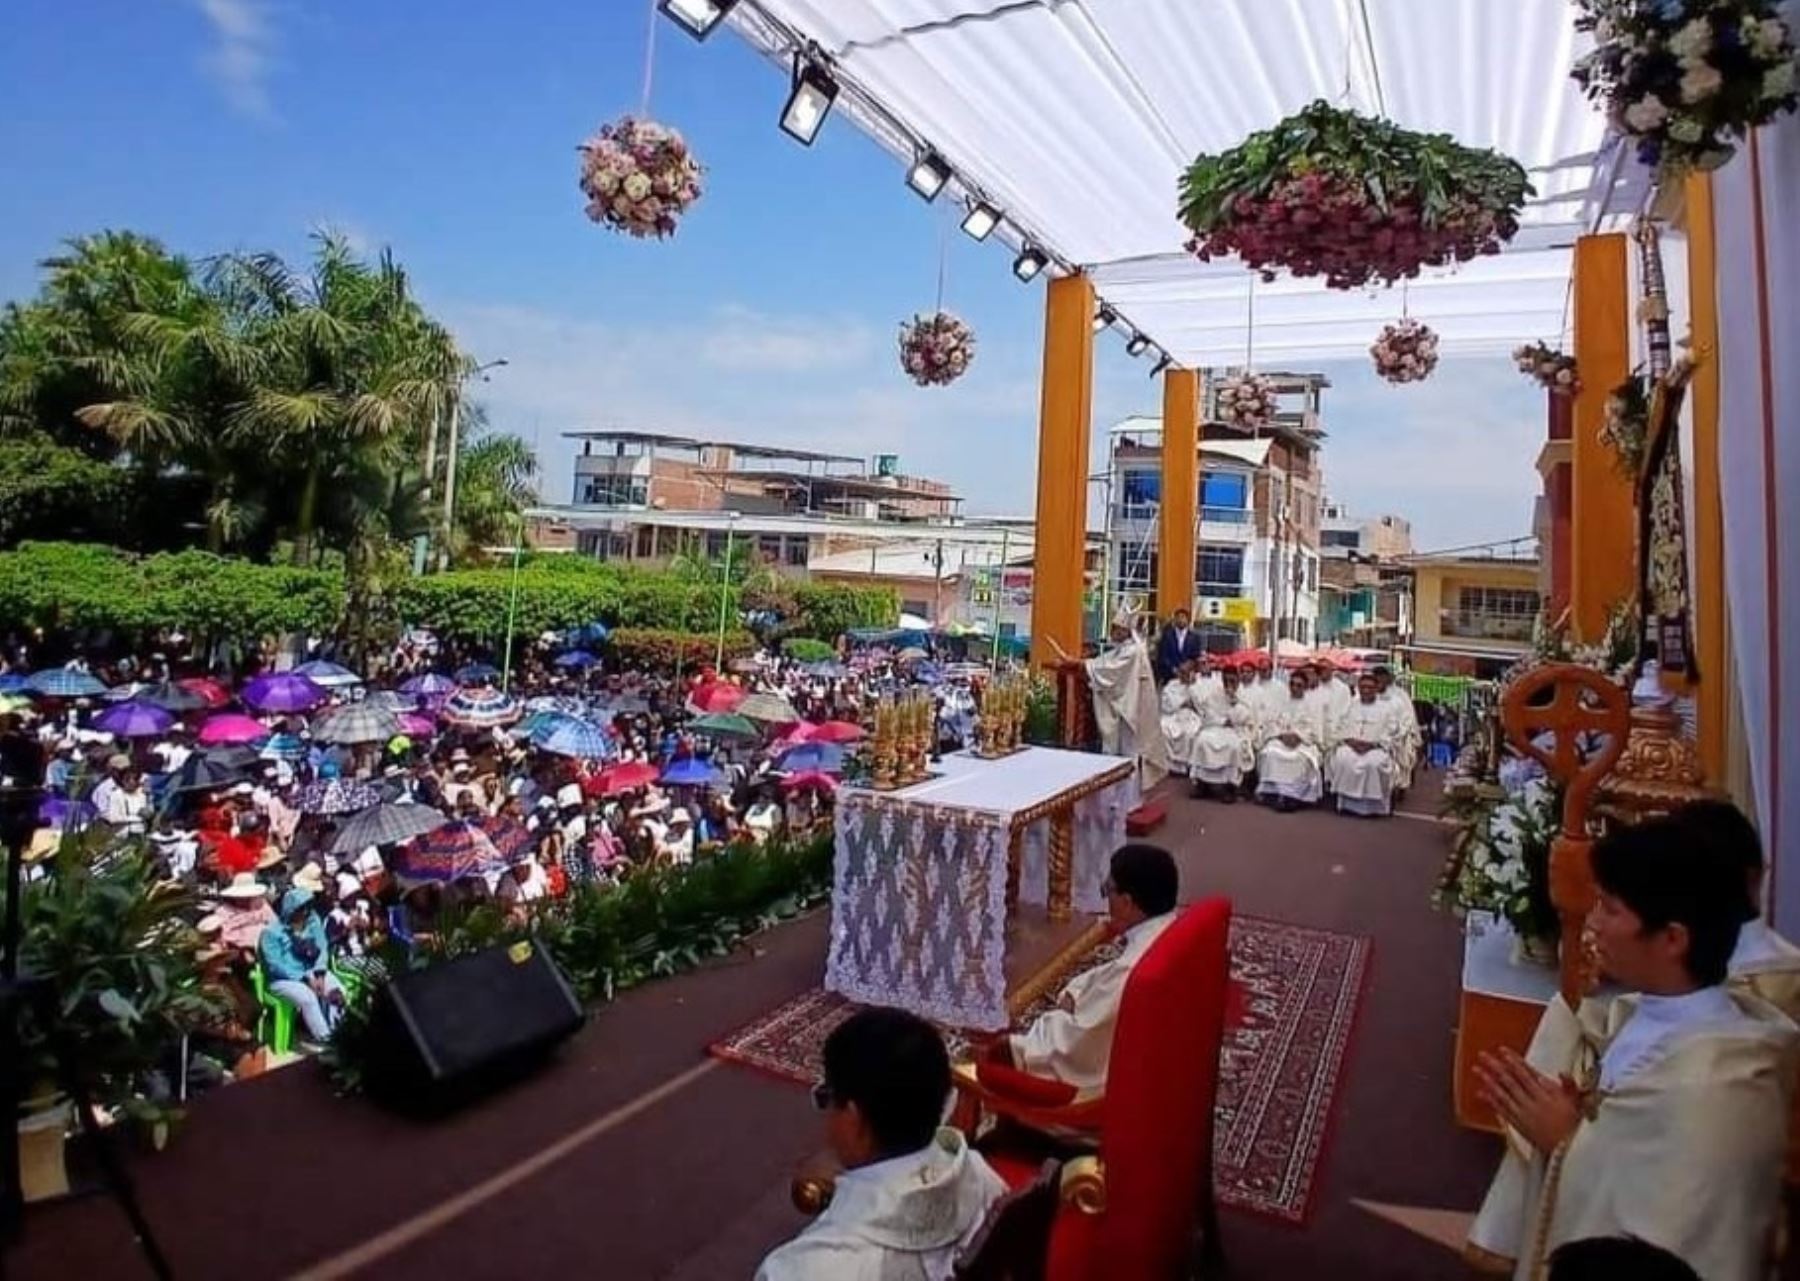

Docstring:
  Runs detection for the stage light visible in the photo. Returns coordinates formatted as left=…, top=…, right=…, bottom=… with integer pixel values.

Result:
left=1150, top=353, right=1174, bottom=377
left=1012, top=246, right=1048, bottom=282
left=961, top=201, right=1000, bottom=241
left=1093, top=306, right=1117, bottom=333
left=659, top=0, right=738, bottom=40
left=906, top=152, right=951, bottom=202
left=781, top=58, right=838, bottom=146
left=1125, top=333, right=1151, bottom=358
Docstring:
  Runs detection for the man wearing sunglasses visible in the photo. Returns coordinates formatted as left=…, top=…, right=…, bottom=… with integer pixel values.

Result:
left=758, top=1008, right=1004, bottom=1281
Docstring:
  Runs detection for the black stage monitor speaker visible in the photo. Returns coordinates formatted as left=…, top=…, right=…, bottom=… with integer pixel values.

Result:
left=364, top=940, right=585, bottom=1112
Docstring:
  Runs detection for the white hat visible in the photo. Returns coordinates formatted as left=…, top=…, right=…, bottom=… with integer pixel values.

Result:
left=555, top=782, right=583, bottom=809
left=452, top=762, right=472, bottom=776
left=231, top=782, right=254, bottom=797
left=335, top=870, right=363, bottom=899
left=291, top=862, right=326, bottom=894
left=218, top=872, right=267, bottom=901
left=450, top=747, right=471, bottom=764
left=667, top=807, right=692, bottom=827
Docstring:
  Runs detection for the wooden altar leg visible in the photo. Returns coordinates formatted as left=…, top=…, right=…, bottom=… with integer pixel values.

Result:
left=1048, top=809, right=1074, bottom=923
left=1005, top=827, right=1023, bottom=915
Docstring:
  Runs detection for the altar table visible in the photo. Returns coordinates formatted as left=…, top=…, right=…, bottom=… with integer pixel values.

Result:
left=825, top=746, right=1138, bottom=1031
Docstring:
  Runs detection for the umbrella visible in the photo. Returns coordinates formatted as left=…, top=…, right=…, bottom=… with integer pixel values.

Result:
left=103, top=681, right=150, bottom=703
left=516, top=709, right=579, bottom=745
left=782, top=770, right=839, bottom=795
left=295, top=660, right=362, bottom=689
left=454, top=663, right=500, bottom=685
left=294, top=777, right=382, bottom=816
left=312, top=703, right=403, bottom=746
left=134, top=681, right=209, bottom=712
left=38, top=797, right=97, bottom=830
left=94, top=700, right=175, bottom=739
left=661, top=757, right=724, bottom=787
left=203, top=743, right=262, bottom=771
left=0, top=674, right=27, bottom=693
left=807, top=720, right=866, bottom=744
left=776, top=742, right=847, bottom=774
left=400, top=672, right=457, bottom=697
left=603, top=694, right=650, bottom=715
left=26, top=669, right=107, bottom=698
left=896, top=647, right=930, bottom=663
left=177, top=676, right=232, bottom=708
left=553, top=650, right=598, bottom=669
left=803, top=661, right=850, bottom=679
left=242, top=672, right=327, bottom=714
left=565, top=621, right=610, bottom=646
left=198, top=713, right=269, bottom=746
left=688, top=711, right=761, bottom=740
left=441, top=686, right=521, bottom=729
left=525, top=695, right=588, bottom=716
left=737, top=692, right=799, bottom=724
left=258, top=732, right=308, bottom=762
left=687, top=682, right=745, bottom=714
left=393, top=820, right=507, bottom=883
left=540, top=718, right=613, bottom=760
left=476, top=815, right=534, bottom=863
left=329, top=802, right=446, bottom=854
left=397, top=713, right=437, bottom=738
left=585, top=761, right=660, bottom=796
left=170, top=754, right=245, bottom=794
left=368, top=690, right=417, bottom=711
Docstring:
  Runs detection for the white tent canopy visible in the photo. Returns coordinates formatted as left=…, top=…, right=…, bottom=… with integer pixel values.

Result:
left=726, top=0, right=1635, bottom=364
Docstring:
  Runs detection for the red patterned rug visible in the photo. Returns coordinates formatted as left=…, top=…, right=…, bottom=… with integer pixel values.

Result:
left=708, top=914, right=1369, bottom=1224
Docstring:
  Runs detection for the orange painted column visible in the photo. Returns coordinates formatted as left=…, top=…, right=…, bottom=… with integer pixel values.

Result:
left=1686, top=172, right=1727, bottom=782
left=1569, top=233, right=1636, bottom=641
left=1157, top=368, right=1199, bottom=620
left=1030, top=274, right=1096, bottom=669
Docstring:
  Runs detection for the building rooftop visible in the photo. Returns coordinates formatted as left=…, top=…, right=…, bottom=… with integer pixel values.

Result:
left=563, top=429, right=861, bottom=466
left=527, top=504, right=1027, bottom=547
left=700, top=468, right=959, bottom=503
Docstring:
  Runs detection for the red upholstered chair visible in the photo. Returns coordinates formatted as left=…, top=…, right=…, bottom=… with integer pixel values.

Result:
left=951, top=897, right=1233, bottom=1281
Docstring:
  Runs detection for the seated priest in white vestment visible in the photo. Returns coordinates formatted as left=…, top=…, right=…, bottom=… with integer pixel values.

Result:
left=1310, top=660, right=1354, bottom=727
left=1467, top=815, right=1800, bottom=1281
left=1374, top=666, right=1422, bottom=787
left=1084, top=611, right=1169, bottom=785
left=1190, top=665, right=1256, bottom=802
left=1159, top=661, right=1206, bottom=777
left=757, top=1008, right=1005, bottom=1281
left=1256, top=670, right=1326, bottom=812
left=1325, top=673, right=1401, bottom=817
left=992, top=844, right=1180, bottom=1097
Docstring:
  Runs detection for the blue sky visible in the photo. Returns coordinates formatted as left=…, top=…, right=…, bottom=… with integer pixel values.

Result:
left=1, top=0, right=1545, bottom=551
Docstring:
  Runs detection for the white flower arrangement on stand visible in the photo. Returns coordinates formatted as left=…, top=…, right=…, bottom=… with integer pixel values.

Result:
left=898, top=312, right=977, bottom=387
left=577, top=116, right=703, bottom=238
left=1215, top=370, right=1278, bottom=429
left=1573, top=0, right=1800, bottom=177
left=1370, top=319, right=1440, bottom=385
left=1454, top=778, right=1562, bottom=959
left=1513, top=341, right=1581, bottom=396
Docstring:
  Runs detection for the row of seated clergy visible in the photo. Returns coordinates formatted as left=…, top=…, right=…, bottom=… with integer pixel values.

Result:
left=1467, top=802, right=1800, bottom=1281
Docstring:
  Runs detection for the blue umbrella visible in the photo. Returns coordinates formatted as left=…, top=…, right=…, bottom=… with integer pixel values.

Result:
left=540, top=718, right=614, bottom=760
left=661, top=757, right=723, bottom=787
left=775, top=742, right=848, bottom=774
left=516, top=709, right=579, bottom=743
left=258, top=732, right=308, bottom=762
left=553, top=650, right=598, bottom=669
left=296, top=660, right=362, bottom=688
left=454, top=662, right=500, bottom=684
left=26, top=669, right=108, bottom=698
left=566, top=621, right=610, bottom=645
left=0, top=674, right=27, bottom=693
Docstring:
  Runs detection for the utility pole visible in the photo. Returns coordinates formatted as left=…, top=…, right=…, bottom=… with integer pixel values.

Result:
left=413, top=401, right=441, bottom=576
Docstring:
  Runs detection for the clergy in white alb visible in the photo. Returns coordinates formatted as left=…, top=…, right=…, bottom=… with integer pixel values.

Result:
left=1159, top=662, right=1206, bottom=777
left=1005, top=844, right=1179, bottom=1096
left=1468, top=816, right=1800, bottom=1281
left=1326, top=674, right=1400, bottom=816
left=1374, top=666, right=1422, bottom=785
left=1084, top=611, right=1169, bottom=786
left=1310, top=662, right=1354, bottom=727
left=1256, top=671, right=1326, bottom=809
left=757, top=1009, right=1004, bottom=1281
left=1191, top=667, right=1255, bottom=799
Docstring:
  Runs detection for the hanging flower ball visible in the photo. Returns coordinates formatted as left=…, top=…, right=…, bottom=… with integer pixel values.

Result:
left=898, top=312, right=977, bottom=387
left=1215, top=371, right=1278, bottom=429
left=1512, top=341, right=1581, bottom=396
left=577, top=116, right=703, bottom=239
left=1370, top=319, right=1440, bottom=385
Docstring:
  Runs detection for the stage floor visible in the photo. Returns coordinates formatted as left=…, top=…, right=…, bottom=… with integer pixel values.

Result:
left=9, top=775, right=1510, bottom=1281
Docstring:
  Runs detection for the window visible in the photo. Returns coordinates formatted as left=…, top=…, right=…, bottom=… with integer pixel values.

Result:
left=1200, top=471, right=1247, bottom=509
left=1457, top=586, right=1540, bottom=618
left=1119, top=470, right=1160, bottom=519
left=1115, top=548, right=1155, bottom=591
left=578, top=474, right=648, bottom=507
left=1321, top=529, right=1362, bottom=549
left=784, top=537, right=810, bottom=568
left=1196, top=546, right=1244, bottom=593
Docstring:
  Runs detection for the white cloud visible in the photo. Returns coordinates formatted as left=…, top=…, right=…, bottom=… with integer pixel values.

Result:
left=697, top=305, right=878, bottom=373
left=190, top=0, right=277, bottom=120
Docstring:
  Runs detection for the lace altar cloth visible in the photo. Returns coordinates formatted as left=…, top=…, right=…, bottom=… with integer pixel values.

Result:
left=827, top=747, right=1138, bottom=1030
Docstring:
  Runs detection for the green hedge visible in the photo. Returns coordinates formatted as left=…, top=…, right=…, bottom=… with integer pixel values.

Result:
left=793, top=581, right=896, bottom=639
left=610, top=627, right=757, bottom=669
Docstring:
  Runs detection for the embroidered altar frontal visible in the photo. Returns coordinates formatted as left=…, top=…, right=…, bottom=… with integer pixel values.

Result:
left=827, top=747, right=1138, bottom=1030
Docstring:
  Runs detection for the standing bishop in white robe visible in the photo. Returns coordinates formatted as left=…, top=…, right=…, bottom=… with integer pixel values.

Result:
left=1326, top=673, right=1401, bottom=816
left=1256, top=670, right=1326, bottom=809
left=1159, top=662, right=1206, bottom=776
left=1083, top=611, right=1169, bottom=786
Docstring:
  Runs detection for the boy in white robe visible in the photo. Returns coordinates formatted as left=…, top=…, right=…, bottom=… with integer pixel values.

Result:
left=758, top=1009, right=1005, bottom=1281
left=1191, top=666, right=1255, bottom=801
left=1159, top=661, right=1206, bottom=777
left=1256, top=670, right=1325, bottom=811
left=1326, top=673, right=1400, bottom=817
left=1468, top=814, right=1800, bottom=1281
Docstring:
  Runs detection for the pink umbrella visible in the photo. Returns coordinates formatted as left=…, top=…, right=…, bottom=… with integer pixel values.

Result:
left=197, top=713, right=269, bottom=746
left=398, top=712, right=436, bottom=737
left=781, top=770, right=838, bottom=795
left=808, top=720, right=866, bottom=744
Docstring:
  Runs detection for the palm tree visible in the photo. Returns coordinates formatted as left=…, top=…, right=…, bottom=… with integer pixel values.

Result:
left=448, top=428, right=539, bottom=559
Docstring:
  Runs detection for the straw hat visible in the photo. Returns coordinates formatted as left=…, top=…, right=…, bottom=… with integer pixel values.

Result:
left=24, top=828, right=60, bottom=864
left=255, top=845, right=285, bottom=871
left=218, top=872, right=267, bottom=901
left=291, top=862, right=326, bottom=894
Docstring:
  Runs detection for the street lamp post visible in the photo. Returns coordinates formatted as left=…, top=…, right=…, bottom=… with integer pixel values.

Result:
left=715, top=513, right=740, bottom=670
left=435, top=356, right=509, bottom=572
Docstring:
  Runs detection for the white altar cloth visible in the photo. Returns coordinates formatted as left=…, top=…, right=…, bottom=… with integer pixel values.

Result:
left=826, top=746, right=1138, bottom=1030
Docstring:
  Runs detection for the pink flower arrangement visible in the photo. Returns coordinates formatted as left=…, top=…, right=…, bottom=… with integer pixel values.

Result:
left=898, top=312, right=976, bottom=387
left=1215, top=371, right=1278, bottom=430
left=1513, top=342, right=1581, bottom=396
left=1370, top=319, right=1440, bottom=385
left=577, top=116, right=703, bottom=239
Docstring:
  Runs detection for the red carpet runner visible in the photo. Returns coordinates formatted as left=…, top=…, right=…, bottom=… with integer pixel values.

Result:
left=709, top=914, right=1370, bottom=1224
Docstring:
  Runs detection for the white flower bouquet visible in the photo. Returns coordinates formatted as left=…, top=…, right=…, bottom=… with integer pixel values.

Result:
left=1370, top=319, right=1440, bottom=385
left=578, top=116, right=703, bottom=238
left=1454, top=778, right=1562, bottom=945
left=898, top=312, right=976, bottom=387
left=1512, top=341, right=1581, bottom=396
left=1215, top=370, right=1278, bottom=429
left=1573, top=0, right=1800, bottom=177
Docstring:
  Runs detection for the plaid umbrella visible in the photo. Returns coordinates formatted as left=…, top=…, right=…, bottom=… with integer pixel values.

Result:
left=368, top=690, right=417, bottom=711
left=171, top=754, right=244, bottom=794
left=295, top=660, right=362, bottom=688
left=329, top=802, right=445, bottom=854
left=198, top=713, right=269, bottom=746
left=661, top=756, right=723, bottom=787
left=177, top=676, right=232, bottom=708
left=518, top=710, right=580, bottom=743
left=454, top=663, right=500, bottom=685
left=688, top=711, right=761, bottom=740
left=400, top=672, right=457, bottom=697
left=258, top=733, right=308, bottom=762
left=540, top=718, right=613, bottom=760
left=441, top=686, right=521, bottom=729
left=94, top=700, right=175, bottom=739
left=585, top=761, right=660, bottom=796
left=393, top=819, right=507, bottom=883
left=737, top=692, right=799, bottom=724
left=295, top=777, right=382, bottom=816
left=476, top=815, right=534, bottom=864
left=26, top=669, right=107, bottom=698
left=553, top=649, right=599, bottom=669
left=687, top=682, right=745, bottom=714
left=312, top=702, right=403, bottom=745
left=135, top=680, right=209, bottom=712
left=242, top=672, right=327, bottom=713
left=203, top=743, right=262, bottom=771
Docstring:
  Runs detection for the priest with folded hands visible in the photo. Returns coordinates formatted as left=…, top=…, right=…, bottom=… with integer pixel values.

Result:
left=1325, top=672, right=1400, bottom=817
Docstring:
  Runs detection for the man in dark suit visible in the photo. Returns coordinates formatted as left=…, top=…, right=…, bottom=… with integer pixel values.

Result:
left=1155, top=609, right=1204, bottom=683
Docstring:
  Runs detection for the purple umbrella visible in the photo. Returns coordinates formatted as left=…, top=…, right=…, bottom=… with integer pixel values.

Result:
left=94, top=700, right=175, bottom=739
left=400, top=673, right=457, bottom=698
left=241, top=671, right=327, bottom=714
left=38, top=797, right=97, bottom=831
